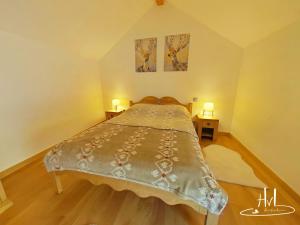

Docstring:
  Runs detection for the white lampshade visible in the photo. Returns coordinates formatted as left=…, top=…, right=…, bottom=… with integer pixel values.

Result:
left=203, top=102, right=214, bottom=116
left=203, top=102, right=214, bottom=111
left=112, top=99, right=120, bottom=111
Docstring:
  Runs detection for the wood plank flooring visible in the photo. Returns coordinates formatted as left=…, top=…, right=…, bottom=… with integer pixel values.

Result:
left=0, top=135, right=299, bottom=225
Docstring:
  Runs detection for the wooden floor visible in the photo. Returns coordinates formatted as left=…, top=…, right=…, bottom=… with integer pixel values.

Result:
left=0, top=135, right=299, bottom=225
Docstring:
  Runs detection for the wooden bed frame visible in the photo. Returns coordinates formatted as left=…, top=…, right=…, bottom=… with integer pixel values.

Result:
left=52, top=96, right=219, bottom=225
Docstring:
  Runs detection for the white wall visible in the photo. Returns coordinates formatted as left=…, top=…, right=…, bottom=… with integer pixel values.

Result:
left=0, top=30, right=105, bottom=172
left=99, top=5, right=243, bottom=132
left=232, top=20, right=300, bottom=194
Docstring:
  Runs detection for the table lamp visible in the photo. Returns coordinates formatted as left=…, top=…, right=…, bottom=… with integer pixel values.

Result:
left=203, top=102, right=214, bottom=117
left=112, top=99, right=120, bottom=111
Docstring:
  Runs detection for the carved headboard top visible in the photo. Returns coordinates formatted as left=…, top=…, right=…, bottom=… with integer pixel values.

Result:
left=129, top=96, right=192, bottom=113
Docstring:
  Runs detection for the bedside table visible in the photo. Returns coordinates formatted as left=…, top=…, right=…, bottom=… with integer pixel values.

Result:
left=197, top=115, right=219, bottom=142
left=105, top=110, right=124, bottom=120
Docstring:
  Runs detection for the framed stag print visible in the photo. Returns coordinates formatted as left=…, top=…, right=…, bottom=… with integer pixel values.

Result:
left=164, top=33, right=190, bottom=71
left=135, top=37, right=157, bottom=72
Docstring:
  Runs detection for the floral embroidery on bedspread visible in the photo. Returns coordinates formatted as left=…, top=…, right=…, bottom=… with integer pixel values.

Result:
left=110, top=127, right=150, bottom=178
left=76, top=125, right=124, bottom=170
left=192, top=137, right=228, bottom=212
left=151, top=130, right=179, bottom=188
left=45, top=124, right=124, bottom=171
left=46, top=145, right=63, bottom=171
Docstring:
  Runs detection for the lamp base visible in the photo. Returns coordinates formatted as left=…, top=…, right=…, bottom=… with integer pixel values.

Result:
left=203, top=110, right=214, bottom=117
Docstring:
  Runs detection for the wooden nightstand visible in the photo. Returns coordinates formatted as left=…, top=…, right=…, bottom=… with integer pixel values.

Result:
left=197, top=115, right=219, bottom=142
left=105, top=110, right=124, bottom=120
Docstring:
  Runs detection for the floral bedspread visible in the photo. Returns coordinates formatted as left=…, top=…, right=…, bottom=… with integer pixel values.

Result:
left=44, top=104, right=228, bottom=214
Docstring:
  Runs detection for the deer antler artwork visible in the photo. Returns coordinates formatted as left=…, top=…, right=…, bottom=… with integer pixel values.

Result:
left=135, top=38, right=157, bottom=72
left=164, top=34, right=190, bottom=71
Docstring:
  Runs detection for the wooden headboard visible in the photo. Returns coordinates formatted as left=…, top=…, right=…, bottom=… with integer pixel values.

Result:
left=129, top=96, right=192, bottom=113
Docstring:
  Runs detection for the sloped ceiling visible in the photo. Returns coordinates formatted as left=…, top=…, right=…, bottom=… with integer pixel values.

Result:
left=170, top=0, right=300, bottom=47
left=0, top=0, right=153, bottom=59
left=0, top=0, right=300, bottom=59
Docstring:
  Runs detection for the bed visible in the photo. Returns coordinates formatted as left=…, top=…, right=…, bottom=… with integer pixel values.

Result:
left=44, top=96, right=227, bottom=225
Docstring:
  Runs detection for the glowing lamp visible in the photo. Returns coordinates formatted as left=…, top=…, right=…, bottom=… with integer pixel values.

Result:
left=112, top=99, right=120, bottom=111
left=203, top=102, right=214, bottom=117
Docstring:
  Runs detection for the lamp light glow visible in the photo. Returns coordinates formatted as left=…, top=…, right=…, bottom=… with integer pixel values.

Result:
left=112, top=99, right=120, bottom=111
left=203, top=102, right=214, bottom=117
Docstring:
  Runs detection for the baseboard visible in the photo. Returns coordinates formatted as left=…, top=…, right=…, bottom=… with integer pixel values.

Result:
left=229, top=133, right=300, bottom=205
left=0, top=149, right=48, bottom=179
left=218, top=132, right=230, bottom=136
